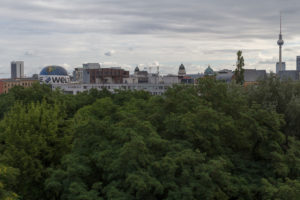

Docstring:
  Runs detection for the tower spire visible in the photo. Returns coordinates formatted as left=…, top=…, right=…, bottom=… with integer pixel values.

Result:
left=280, top=12, right=282, bottom=34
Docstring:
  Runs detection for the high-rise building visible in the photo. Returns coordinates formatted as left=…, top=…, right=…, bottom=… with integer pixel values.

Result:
left=11, top=61, right=24, bottom=79
left=276, top=15, right=285, bottom=73
left=276, top=62, right=286, bottom=73
left=297, top=56, right=300, bottom=71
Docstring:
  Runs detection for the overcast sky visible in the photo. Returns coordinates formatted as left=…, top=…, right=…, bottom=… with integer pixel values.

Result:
left=0, top=0, right=299, bottom=77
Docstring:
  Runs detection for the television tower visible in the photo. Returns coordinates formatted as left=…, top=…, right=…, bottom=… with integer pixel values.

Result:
left=277, top=14, right=284, bottom=72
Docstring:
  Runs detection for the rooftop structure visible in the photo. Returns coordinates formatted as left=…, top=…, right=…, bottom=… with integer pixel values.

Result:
left=83, top=63, right=100, bottom=69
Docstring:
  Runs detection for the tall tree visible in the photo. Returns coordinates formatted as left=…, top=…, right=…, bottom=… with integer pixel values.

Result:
left=0, top=100, right=72, bottom=200
left=234, top=50, right=245, bottom=85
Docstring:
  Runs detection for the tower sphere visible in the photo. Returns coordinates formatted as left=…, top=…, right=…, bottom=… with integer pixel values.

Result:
left=277, top=39, right=284, bottom=46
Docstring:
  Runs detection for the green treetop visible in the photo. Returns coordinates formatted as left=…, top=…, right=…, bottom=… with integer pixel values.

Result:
left=234, top=50, right=245, bottom=85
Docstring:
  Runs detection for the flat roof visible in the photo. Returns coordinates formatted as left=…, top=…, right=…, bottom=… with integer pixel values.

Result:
left=0, top=78, right=38, bottom=82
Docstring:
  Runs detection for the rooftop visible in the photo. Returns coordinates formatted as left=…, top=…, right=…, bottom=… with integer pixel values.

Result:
left=0, top=78, right=38, bottom=82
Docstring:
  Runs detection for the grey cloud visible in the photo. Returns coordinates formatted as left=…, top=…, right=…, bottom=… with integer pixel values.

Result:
left=104, top=50, right=116, bottom=56
left=2, top=0, right=298, bottom=37
left=0, top=0, right=300, bottom=76
left=104, top=50, right=115, bottom=56
left=24, top=50, right=35, bottom=56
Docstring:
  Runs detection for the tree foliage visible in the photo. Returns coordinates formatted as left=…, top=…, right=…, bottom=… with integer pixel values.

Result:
left=0, top=79, right=300, bottom=199
left=0, top=100, right=72, bottom=199
left=234, top=50, right=245, bottom=85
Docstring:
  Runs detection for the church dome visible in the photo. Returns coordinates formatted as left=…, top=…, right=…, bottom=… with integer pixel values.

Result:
left=204, top=66, right=214, bottom=76
left=40, top=66, right=68, bottom=76
left=179, top=64, right=185, bottom=70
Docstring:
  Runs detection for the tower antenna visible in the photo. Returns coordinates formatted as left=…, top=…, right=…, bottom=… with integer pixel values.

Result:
left=276, top=12, right=285, bottom=73
left=280, top=12, right=282, bottom=34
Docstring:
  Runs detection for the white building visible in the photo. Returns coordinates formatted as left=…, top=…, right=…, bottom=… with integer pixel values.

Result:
left=162, top=75, right=180, bottom=84
left=52, top=83, right=173, bottom=95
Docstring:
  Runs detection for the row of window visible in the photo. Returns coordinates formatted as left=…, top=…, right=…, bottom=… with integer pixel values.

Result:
left=81, top=85, right=168, bottom=90
left=4, top=82, right=34, bottom=88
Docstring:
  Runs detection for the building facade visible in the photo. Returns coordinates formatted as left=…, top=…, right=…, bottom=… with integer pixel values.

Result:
left=297, top=56, right=300, bottom=71
left=243, top=69, right=267, bottom=86
left=11, top=61, right=24, bottom=79
left=276, top=62, right=286, bottom=73
left=73, top=68, right=84, bottom=83
left=83, top=63, right=101, bottom=69
left=52, top=83, right=172, bottom=95
left=83, top=68, right=130, bottom=84
left=278, top=70, right=300, bottom=81
left=0, top=78, right=38, bottom=94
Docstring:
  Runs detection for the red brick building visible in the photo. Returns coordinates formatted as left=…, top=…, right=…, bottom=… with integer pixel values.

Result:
left=88, top=68, right=129, bottom=84
left=0, top=78, right=38, bottom=94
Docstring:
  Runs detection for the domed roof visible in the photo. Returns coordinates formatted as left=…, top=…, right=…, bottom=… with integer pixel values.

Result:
left=179, top=64, right=185, bottom=70
left=40, top=66, right=68, bottom=76
left=134, top=66, right=140, bottom=72
left=204, top=66, right=214, bottom=76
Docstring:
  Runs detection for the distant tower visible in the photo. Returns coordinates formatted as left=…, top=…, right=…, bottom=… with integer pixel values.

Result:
left=297, top=56, right=300, bottom=71
left=178, top=63, right=186, bottom=77
left=11, top=61, right=24, bottom=79
left=276, top=14, right=285, bottom=73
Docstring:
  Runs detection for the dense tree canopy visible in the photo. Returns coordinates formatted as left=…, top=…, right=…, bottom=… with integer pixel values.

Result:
left=0, top=78, right=300, bottom=199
